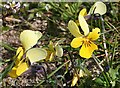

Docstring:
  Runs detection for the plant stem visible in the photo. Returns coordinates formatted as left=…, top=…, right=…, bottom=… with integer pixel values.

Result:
left=34, top=60, right=70, bottom=87
left=110, top=34, right=118, bottom=67
left=92, top=54, right=110, bottom=87
left=100, top=16, right=109, bottom=64
left=92, top=54, right=104, bottom=72
left=101, top=72, right=110, bottom=87
left=45, top=62, right=63, bottom=88
left=68, top=49, right=79, bottom=80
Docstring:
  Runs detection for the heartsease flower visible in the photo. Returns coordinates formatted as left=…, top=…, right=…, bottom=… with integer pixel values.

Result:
left=8, top=47, right=29, bottom=78
left=71, top=69, right=86, bottom=87
left=8, top=30, right=47, bottom=78
left=46, top=39, right=64, bottom=61
left=68, top=14, right=100, bottom=59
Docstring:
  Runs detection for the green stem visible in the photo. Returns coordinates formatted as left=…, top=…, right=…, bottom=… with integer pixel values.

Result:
left=68, top=48, right=79, bottom=79
left=92, top=54, right=104, bottom=72
left=93, top=54, right=110, bottom=87
left=34, top=60, right=70, bottom=87
left=45, top=62, right=63, bottom=88
left=101, top=72, right=110, bottom=87
left=110, top=34, right=118, bottom=67
left=100, top=16, right=109, bottom=64
left=105, top=21, right=118, bottom=33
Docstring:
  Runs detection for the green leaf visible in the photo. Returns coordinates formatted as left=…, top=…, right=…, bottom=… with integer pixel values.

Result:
left=109, top=68, right=117, bottom=80
left=28, top=13, right=35, bottom=20
left=0, top=42, right=16, bottom=51
left=61, top=12, right=69, bottom=20
left=0, top=59, right=4, bottom=66
left=0, top=56, right=17, bottom=82
left=95, top=78, right=104, bottom=85
left=2, top=26, right=10, bottom=31
left=55, top=38, right=65, bottom=45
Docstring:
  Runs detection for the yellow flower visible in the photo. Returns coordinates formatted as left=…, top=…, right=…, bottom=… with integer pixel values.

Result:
left=71, top=69, right=85, bottom=87
left=9, top=47, right=29, bottom=78
left=81, top=1, right=107, bottom=17
left=46, top=40, right=63, bottom=61
left=71, top=74, right=79, bottom=87
left=9, top=30, right=47, bottom=78
left=68, top=14, right=100, bottom=59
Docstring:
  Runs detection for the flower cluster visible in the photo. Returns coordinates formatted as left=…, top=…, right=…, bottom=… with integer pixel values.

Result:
left=8, top=30, right=64, bottom=78
left=9, top=47, right=28, bottom=78
left=4, top=1, right=21, bottom=13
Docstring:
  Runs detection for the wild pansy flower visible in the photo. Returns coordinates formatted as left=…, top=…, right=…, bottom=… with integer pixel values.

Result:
left=9, top=47, right=29, bottom=78
left=8, top=30, right=47, bottom=78
left=46, top=39, right=64, bottom=61
left=68, top=13, right=100, bottom=58
left=71, top=1, right=106, bottom=58
left=71, top=69, right=86, bottom=87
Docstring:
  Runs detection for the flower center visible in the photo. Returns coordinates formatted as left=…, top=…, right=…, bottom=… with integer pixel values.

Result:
left=83, top=38, right=91, bottom=47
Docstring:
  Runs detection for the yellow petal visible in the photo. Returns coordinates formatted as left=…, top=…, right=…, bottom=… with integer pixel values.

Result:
left=49, top=52, right=54, bottom=61
left=71, top=37, right=83, bottom=48
left=16, top=47, right=24, bottom=59
left=71, top=74, right=79, bottom=87
left=20, top=30, right=42, bottom=51
left=15, top=47, right=24, bottom=65
left=79, top=69, right=85, bottom=77
left=78, top=15, right=89, bottom=36
left=93, top=1, right=107, bottom=15
left=46, top=50, right=52, bottom=61
left=79, top=41, right=98, bottom=58
left=8, top=67, right=18, bottom=78
left=26, top=48, right=47, bottom=63
left=87, top=28, right=100, bottom=41
left=79, top=8, right=87, bottom=16
left=16, top=62, right=29, bottom=76
left=46, top=50, right=51, bottom=61
left=68, top=20, right=82, bottom=37
left=55, top=45, right=63, bottom=57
